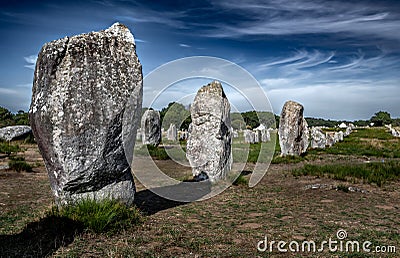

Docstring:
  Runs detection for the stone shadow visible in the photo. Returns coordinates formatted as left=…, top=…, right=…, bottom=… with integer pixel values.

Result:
left=134, top=180, right=211, bottom=215
left=0, top=216, right=83, bottom=257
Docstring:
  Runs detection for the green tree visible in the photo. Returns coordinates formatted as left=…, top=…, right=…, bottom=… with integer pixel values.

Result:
left=14, top=110, right=29, bottom=125
left=0, top=106, right=14, bottom=127
left=160, top=102, right=191, bottom=130
left=370, top=111, right=392, bottom=126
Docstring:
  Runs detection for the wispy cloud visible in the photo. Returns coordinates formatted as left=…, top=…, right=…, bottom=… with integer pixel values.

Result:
left=208, top=0, right=400, bottom=41
left=24, top=55, right=37, bottom=70
left=179, top=43, right=190, bottom=48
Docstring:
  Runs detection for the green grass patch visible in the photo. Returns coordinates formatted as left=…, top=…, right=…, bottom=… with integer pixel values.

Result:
left=293, top=161, right=400, bottom=187
left=0, top=142, right=20, bottom=156
left=8, top=156, right=32, bottom=172
left=47, top=199, right=143, bottom=233
left=308, top=128, right=400, bottom=158
left=272, top=154, right=305, bottom=164
left=233, top=174, right=248, bottom=186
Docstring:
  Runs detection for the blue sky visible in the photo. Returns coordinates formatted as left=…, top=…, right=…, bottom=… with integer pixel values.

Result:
left=1, top=0, right=400, bottom=120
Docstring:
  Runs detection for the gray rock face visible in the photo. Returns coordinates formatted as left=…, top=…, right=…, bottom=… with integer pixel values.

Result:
left=0, top=125, right=32, bottom=141
left=29, top=23, right=142, bottom=206
left=166, top=123, right=177, bottom=141
left=141, top=110, right=161, bottom=146
left=278, top=101, right=309, bottom=155
left=186, top=81, right=232, bottom=182
left=310, top=127, right=326, bottom=149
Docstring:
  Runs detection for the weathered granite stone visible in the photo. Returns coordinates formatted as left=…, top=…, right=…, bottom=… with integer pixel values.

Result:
left=166, top=123, right=177, bottom=141
left=261, top=129, right=270, bottom=142
left=325, top=132, right=336, bottom=147
left=232, top=130, right=239, bottom=138
left=310, top=127, right=326, bottom=149
left=278, top=101, right=309, bottom=155
left=244, top=129, right=255, bottom=143
left=344, top=127, right=352, bottom=137
left=186, top=81, right=232, bottom=182
left=337, top=131, right=344, bottom=141
left=254, top=130, right=261, bottom=143
left=0, top=125, right=32, bottom=141
left=29, top=23, right=142, bottom=206
left=141, top=109, right=161, bottom=146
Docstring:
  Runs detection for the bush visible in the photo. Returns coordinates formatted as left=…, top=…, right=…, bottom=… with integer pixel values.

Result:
left=0, top=142, right=20, bottom=156
left=47, top=199, right=143, bottom=234
left=8, top=156, right=32, bottom=172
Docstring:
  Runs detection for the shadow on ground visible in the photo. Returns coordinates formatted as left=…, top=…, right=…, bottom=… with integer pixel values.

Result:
left=0, top=216, right=83, bottom=257
left=134, top=180, right=212, bottom=215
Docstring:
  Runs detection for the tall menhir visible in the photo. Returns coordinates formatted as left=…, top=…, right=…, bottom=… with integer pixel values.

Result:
left=29, top=23, right=143, bottom=206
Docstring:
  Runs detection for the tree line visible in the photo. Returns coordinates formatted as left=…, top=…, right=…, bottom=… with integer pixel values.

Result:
left=2, top=105, right=399, bottom=130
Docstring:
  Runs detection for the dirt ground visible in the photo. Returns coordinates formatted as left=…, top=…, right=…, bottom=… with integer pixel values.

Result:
left=0, top=143, right=399, bottom=257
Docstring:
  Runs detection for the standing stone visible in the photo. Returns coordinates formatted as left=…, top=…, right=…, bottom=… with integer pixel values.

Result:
left=29, top=23, right=142, bottom=206
left=233, top=130, right=239, bottom=138
left=337, top=131, right=344, bottom=141
left=179, top=130, right=188, bottom=141
left=166, top=123, right=177, bottom=141
left=0, top=125, right=32, bottom=141
left=141, top=109, right=161, bottom=146
left=261, top=129, right=270, bottom=142
left=186, top=81, right=232, bottom=182
left=310, top=127, right=326, bottom=149
left=344, top=127, right=352, bottom=137
left=254, top=130, right=261, bottom=143
left=278, top=101, right=309, bottom=155
left=325, top=132, right=336, bottom=147
left=244, top=129, right=252, bottom=143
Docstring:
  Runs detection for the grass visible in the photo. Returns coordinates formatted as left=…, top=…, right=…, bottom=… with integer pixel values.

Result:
left=292, top=161, right=400, bottom=187
left=272, top=154, right=305, bottom=164
left=47, top=199, right=143, bottom=234
left=233, top=174, right=248, bottom=186
left=308, top=128, right=400, bottom=158
left=8, top=156, right=32, bottom=172
left=0, top=141, right=20, bottom=156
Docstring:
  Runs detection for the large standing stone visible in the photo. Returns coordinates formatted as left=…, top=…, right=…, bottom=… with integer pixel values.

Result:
left=29, top=23, right=142, bottom=206
left=278, top=101, right=309, bottom=155
left=141, top=109, right=161, bottom=146
left=186, top=81, right=232, bottom=182
left=310, top=127, right=326, bottom=149
left=166, top=123, right=177, bottom=141
left=0, top=125, right=32, bottom=141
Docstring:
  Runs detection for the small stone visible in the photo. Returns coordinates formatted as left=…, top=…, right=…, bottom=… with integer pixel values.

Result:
left=141, top=109, right=161, bottom=146
left=166, top=123, right=178, bottom=141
